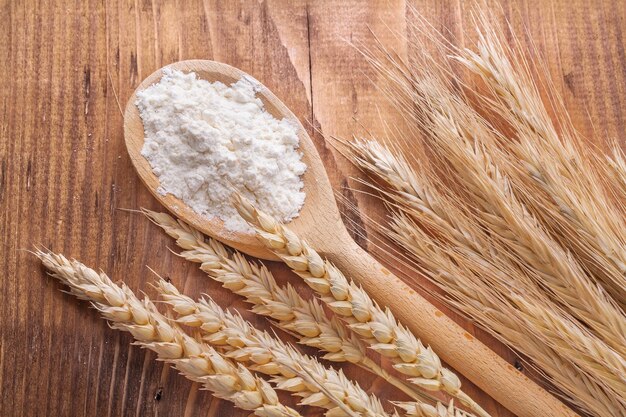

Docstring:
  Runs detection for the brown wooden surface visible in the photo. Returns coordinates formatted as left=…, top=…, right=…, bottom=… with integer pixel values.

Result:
left=1, top=1, right=624, bottom=416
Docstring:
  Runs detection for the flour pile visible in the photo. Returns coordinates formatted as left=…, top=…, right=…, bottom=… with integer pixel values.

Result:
left=136, top=69, right=306, bottom=233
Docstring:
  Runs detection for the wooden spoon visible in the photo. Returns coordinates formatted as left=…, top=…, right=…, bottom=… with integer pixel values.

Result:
left=124, top=60, right=576, bottom=417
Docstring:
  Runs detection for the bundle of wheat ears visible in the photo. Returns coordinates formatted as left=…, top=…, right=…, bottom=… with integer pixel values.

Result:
left=36, top=14, right=624, bottom=417
left=343, top=13, right=625, bottom=417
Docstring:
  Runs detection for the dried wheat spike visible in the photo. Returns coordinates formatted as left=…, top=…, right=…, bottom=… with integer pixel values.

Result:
left=346, top=138, right=624, bottom=415
left=232, top=196, right=489, bottom=417
left=410, top=73, right=626, bottom=357
left=350, top=138, right=626, bottom=400
left=144, top=209, right=430, bottom=404
left=457, top=26, right=626, bottom=310
left=35, top=250, right=302, bottom=417
left=390, top=211, right=626, bottom=414
left=155, top=278, right=399, bottom=417
left=347, top=139, right=478, bottom=251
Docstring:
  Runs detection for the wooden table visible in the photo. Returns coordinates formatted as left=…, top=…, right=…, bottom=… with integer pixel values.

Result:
left=1, top=1, right=624, bottom=416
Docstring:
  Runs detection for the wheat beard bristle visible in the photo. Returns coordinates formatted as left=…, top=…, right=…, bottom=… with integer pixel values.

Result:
left=606, top=144, right=626, bottom=202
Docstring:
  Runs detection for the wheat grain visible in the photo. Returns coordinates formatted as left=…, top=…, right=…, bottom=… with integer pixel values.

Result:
left=232, top=195, right=490, bottom=417
left=35, top=249, right=302, bottom=417
left=143, top=209, right=431, bottom=404
left=154, top=278, right=397, bottom=417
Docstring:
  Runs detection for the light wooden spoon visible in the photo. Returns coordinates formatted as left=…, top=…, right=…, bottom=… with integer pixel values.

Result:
left=124, top=59, right=576, bottom=417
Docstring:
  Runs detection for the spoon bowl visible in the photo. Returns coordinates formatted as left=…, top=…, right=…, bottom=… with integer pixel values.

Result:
left=124, top=60, right=574, bottom=417
left=124, top=60, right=342, bottom=260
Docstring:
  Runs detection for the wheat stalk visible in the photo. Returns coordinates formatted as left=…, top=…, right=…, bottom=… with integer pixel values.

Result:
left=456, top=24, right=626, bottom=310
left=143, top=210, right=431, bottom=404
left=262, top=337, right=467, bottom=417
left=35, top=250, right=302, bottom=417
left=232, top=195, right=490, bottom=417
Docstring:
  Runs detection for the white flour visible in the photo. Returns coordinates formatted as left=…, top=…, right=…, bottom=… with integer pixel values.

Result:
left=136, top=68, right=306, bottom=233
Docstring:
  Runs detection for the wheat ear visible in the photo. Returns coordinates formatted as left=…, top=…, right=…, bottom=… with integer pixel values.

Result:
left=456, top=26, right=626, bottom=310
left=143, top=210, right=430, bottom=404
left=154, top=279, right=396, bottom=417
left=411, top=74, right=626, bottom=356
left=35, top=250, right=302, bottom=417
left=350, top=15, right=625, bottom=415
left=388, top=213, right=626, bottom=413
left=232, top=195, right=489, bottom=417
left=346, top=139, right=479, bottom=252
left=156, top=279, right=471, bottom=417
left=346, top=138, right=625, bottom=415
left=392, top=221, right=625, bottom=416
left=360, top=24, right=626, bottom=351
left=350, top=138, right=626, bottom=397
left=264, top=340, right=468, bottom=417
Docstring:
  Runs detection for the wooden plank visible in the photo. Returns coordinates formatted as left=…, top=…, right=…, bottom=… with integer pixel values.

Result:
left=0, top=0, right=624, bottom=416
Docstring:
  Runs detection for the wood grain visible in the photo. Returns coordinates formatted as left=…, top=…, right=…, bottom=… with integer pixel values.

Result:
left=1, top=1, right=624, bottom=416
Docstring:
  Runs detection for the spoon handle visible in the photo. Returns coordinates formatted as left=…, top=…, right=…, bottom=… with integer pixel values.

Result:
left=329, top=238, right=576, bottom=417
